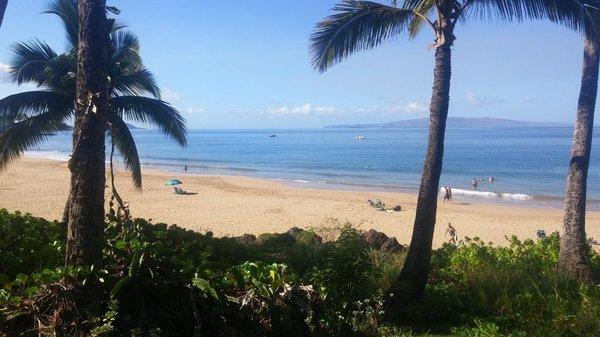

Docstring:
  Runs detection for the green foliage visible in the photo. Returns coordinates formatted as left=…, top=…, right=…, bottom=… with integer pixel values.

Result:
left=2, top=210, right=600, bottom=336
left=0, top=209, right=65, bottom=279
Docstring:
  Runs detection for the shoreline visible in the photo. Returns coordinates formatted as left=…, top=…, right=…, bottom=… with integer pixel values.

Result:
left=2, top=157, right=600, bottom=248
left=24, top=149, right=591, bottom=211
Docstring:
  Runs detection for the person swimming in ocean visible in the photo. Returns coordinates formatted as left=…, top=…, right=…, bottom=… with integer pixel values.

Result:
left=489, top=176, right=495, bottom=184
left=472, top=178, right=478, bottom=189
left=445, top=222, right=457, bottom=244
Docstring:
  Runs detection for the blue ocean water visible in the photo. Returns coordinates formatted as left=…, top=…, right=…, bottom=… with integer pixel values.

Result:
left=30, top=127, right=600, bottom=208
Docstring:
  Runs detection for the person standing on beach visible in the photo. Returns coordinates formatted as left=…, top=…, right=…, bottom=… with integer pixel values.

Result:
left=489, top=176, right=495, bottom=184
left=472, top=178, right=478, bottom=189
left=184, top=164, right=188, bottom=173
left=443, top=187, right=453, bottom=203
left=445, top=222, right=457, bottom=244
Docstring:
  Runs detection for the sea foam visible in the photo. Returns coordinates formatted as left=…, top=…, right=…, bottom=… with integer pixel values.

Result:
left=441, top=187, right=532, bottom=200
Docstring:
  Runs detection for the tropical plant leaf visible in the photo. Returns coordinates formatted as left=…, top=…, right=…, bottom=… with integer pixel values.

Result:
left=112, top=96, right=187, bottom=146
left=43, top=0, right=78, bottom=50
left=0, top=91, right=73, bottom=120
left=310, top=0, right=416, bottom=72
left=107, top=114, right=142, bottom=189
left=0, top=109, right=71, bottom=170
left=9, top=40, right=59, bottom=86
left=112, top=67, right=161, bottom=99
left=463, top=0, right=596, bottom=32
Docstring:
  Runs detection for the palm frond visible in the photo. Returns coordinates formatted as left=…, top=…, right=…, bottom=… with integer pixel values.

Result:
left=111, top=96, right=187, bottom=147
left=107, top=114, right=142, bottom=189
left=111, top=30, right=141, bottom=68
left=9, top=40, right=59, bottom=86
left=43, top=0, right=78, bottom=50
left=310, top=0, right=416, bottom=72
left=464, top=0, right=597, bottom=32
left=0, top=91, right=73, bottom=120
left=407, top=0, right=436, bottom=39
left=112, top=67, right=161, bottom=99
left=0, top=109, right=71, bottom=170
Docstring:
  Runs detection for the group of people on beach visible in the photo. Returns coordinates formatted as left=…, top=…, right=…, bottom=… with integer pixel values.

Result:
left=443, top=186, right=453, bottom=203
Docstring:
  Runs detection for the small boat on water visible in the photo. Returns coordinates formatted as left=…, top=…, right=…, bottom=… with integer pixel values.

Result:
left=269, top=134, right=276, bottom=138
left=354, top=135, right=366, bottom=140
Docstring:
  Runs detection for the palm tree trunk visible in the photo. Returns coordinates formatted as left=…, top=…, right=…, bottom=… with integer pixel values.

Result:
left=557, top=32, right=598, bottom=284
left=392, top=42, right=452, bottom=300
left=65, top=0, right=109, bottom=267
left=0, top=0, right=7, bottom=28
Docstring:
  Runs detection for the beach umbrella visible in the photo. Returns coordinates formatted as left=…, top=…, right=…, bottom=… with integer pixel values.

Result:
left=165, top=178, right=183, bottom=186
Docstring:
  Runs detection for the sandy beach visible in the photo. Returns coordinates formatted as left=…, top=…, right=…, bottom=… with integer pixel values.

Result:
left=1, top=157, right=599, bottom=248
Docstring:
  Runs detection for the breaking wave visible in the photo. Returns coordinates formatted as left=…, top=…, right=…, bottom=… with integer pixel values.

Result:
left=441, top=187, right=532, bottom=200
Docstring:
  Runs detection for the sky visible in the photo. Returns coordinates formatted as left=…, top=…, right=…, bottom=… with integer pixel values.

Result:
left=0, top=0, right=593, bottom=129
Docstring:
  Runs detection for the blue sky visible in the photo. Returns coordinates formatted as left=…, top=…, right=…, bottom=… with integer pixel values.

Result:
left=0, top=0, right=591, bottom=129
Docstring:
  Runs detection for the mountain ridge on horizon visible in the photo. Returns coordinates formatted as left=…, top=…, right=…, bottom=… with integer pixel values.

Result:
left=324, top=117, right=571, bottom=129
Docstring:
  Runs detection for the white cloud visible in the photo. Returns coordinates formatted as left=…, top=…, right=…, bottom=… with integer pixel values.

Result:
left=162, top=88, right=184, bottom=102
left=0, top=62, right=12, bottom=83
left=185, top=106, right=204, bottom=114
left=175, top=105, right=204, bottom=116
left=466, top=91, right=504, bottom=107
left=523, top=96, right=534, bottom=102
left=466, top=91, right=479, bottom=106
left=399, top=101, right=429, bottom=113
left=267, top=103, right=336, bottom=116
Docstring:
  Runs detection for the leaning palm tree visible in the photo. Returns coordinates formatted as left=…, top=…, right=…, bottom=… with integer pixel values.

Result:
left=311, top=0, right=594, bottom=300
left=558, top=5, right=600, bottom=284
left=0, top=0, right=186, bottom=189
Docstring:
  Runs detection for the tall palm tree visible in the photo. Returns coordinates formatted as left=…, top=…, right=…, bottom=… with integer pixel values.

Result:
left=310, top=0, right=593, bottom=300
left=558, top=11, right=600, bottom=284
left=0, top=0, right=7, bottom=28
left=0, top=0, right=187, bottom=265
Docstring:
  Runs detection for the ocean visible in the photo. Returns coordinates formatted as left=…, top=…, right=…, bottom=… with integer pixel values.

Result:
left=27, top=127, right=600, bottom=209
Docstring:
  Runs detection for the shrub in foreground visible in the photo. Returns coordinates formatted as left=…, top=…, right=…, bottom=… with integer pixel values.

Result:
left=1, top=210, right=600, bottom=336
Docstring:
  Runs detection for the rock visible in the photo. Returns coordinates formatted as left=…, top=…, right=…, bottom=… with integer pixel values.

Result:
left=391, top=205, right=402, bottom=212
left=286, top=227, right=305, bottom=237
left=287, top=227, right=323, bottom=245
left=362, top=229, right=389, bottom=250
left=381, top=237, right=404, bottom=253
left=236, top=233, right=257, bottom=245
left=362, top=229, right=405, bottom=253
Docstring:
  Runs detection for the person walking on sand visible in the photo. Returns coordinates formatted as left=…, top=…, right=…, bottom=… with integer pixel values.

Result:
left=443, top=187, right=453, bottom=203
left=445, top=222, right=457, bottom=244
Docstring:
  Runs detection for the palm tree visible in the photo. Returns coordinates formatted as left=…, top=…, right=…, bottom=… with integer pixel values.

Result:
left=558, top=11, right=600, bottom=284
left=310, top=0, right=594, bottom=300
left=0, top=0, right=187, bottom=265
left=0, top=0, right=7, bottom=28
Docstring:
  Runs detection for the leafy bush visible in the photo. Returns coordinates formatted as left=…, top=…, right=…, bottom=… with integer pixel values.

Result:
left=0, top=210, right=65, bottom=279
left=2, top=209, right=600, bottom=336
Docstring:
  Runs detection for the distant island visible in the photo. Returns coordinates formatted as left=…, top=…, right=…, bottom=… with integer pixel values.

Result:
left=324, top=117, right=570, bottom=129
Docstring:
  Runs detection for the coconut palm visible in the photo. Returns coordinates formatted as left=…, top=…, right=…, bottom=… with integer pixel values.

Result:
left=558, top=7, right=600, bottom=284
left=0, top=0, right=187, bottom=189
left=310, top=0, right=594, bottom=300
left=0, top=0, right=186, bottom=265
